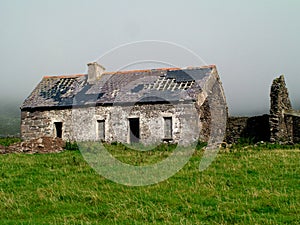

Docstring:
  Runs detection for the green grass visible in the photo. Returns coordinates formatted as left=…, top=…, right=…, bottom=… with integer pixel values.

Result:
left=0, top=146, right=299, bottom=224
left=0, top=137, right=21, bottom=146
left=230, top=138, right=300, bottom=151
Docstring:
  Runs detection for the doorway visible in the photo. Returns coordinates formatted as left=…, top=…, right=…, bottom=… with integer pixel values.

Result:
left=129, top=118, right=140, bottom=143
left=54, top=122, right=63, bottom=138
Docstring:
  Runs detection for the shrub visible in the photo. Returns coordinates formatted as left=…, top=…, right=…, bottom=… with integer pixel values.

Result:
left=64, top=141, right=79, bottom=151
left=196, top=141, right=207, bottom=150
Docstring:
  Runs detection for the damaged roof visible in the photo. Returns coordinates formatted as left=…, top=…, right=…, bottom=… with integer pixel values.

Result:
left=21, top=65, right=216, bottom=109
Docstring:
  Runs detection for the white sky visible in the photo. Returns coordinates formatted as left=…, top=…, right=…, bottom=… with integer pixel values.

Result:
left=0, top=0, right=299, bottom=116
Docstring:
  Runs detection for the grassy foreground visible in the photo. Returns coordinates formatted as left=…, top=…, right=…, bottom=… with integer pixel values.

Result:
left=0, top=146, right=299, bottom=224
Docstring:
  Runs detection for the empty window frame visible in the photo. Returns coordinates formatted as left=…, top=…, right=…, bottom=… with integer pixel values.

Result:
left=97, top=120, right=105, bottom=141
left=164, top=117, right=172, bottom=139
left=54, top=122, right=63, bottom=138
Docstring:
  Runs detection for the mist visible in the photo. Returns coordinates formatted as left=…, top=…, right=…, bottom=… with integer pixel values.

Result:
left=0, top=0, right=299, bottom=116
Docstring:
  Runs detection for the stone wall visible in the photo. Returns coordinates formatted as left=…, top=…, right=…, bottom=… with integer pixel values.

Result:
left=224, top=75, right=300, bottom=144
left=292, top=116, right=300, bottom=143
left=196, top=68, right=228, bottom=145
left=225, top=115, right=270, bottom=144
left=21, top=102, right=202, bottom=146
left=283, top=114, right=300, bottom=144
left=269, top=75, right=293, bottom=143
left=21, top=108, right=73, bottom=141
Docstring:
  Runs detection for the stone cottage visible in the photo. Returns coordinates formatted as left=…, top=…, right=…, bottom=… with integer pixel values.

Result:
left=21, top=63, right=227, bottom=145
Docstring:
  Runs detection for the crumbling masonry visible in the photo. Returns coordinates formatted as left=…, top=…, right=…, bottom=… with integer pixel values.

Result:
left=225, top=75, right=300, bottom=144
left=21, top=63, right=227, bottom=146
left=269, top=75, right=293, bottom=143
left=21, top=60, right=299, bottom=145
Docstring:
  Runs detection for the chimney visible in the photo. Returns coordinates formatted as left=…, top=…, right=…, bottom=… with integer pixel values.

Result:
left=87, top=62, right=105, bottom=84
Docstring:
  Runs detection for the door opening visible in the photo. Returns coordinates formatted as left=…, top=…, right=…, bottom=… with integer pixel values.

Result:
left=54, top=122, right=63, bottom=138
left=129, top=118, right=140, bottom=143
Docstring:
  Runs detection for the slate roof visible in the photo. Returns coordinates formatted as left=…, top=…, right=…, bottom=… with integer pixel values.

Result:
left=21, top=65, right=216, bottom=109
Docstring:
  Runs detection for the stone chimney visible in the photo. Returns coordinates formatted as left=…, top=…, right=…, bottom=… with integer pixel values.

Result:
left=87, top=62, right=105, bottom=84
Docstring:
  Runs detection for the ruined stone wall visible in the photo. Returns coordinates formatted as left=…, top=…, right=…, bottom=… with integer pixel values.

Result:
left=225, top=115, right=270, bottom=144
left=21, top=102, right=202, bottom=146
left=269, top=75, right=293, bottom=143
left=225, top=117, right=248, bottom=144
left=283, top=114, right=300, bottom=143
left=21, top=108, right=73, bottom=141
left=198, top=99, right=211, bottom=142
left=207, top=75, right=228, bottom=144
left=72, top=103, right=201, bottom=145
left=224, top=75, right=299, bottom=144
left=196, top=68, right=228, bottom=144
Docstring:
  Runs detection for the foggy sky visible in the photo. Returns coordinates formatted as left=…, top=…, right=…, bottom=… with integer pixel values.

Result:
left=0, top=0, right=299, bottom=116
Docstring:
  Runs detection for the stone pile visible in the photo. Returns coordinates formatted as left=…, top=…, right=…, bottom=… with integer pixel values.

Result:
left=0, top=137, right=65, bottom=154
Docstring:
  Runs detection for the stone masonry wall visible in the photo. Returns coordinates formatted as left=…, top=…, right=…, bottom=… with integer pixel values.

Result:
left=196, top=68, right=228, bottom=144
left=21, top=108, right=73, bottom=141
left=292, top=116, right=300, bottom=143
left=21, top=102, right=202, bottom=146
left=225, top=115, right=270, bottom=144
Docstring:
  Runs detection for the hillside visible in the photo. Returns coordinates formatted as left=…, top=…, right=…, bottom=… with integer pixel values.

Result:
left=0, top=102, right=21, bottom=137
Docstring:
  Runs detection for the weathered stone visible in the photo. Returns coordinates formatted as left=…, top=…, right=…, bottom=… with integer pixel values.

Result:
left=225, top=115, right=270, bottom=144
left=1, top=137, right=65, bottom=154
left=269, top=75, right=293, bottom=143
left=225, top=75, right=299, bottom=144
left=20, top=67, right=228, bottom=146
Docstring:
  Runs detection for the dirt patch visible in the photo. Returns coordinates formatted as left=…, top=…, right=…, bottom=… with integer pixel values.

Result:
left=0, top=137, right=66, bottom=154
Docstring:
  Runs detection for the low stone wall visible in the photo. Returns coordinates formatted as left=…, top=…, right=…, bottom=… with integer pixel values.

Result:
left=225, top=115, right=270, bottom=144
left=225, top=117, right=248, bottom=144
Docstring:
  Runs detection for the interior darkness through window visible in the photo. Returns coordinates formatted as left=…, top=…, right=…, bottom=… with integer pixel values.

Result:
left=54, top=122, right=62, bottom=138
left=129, top=118, right=140, bottom=143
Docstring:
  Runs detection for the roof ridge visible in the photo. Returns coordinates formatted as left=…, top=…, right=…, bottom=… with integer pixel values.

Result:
left=43, top=74, right=86, bottom=79
left=185, top=65, right=216, bottom=69
left=102, top=67, right=181, bottom=75
left=102, top=65, right=215, bottom=75
left=41, top=65, right=215, bottom=79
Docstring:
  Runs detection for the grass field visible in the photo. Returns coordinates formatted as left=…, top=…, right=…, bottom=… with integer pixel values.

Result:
left=0, top=145, right=299, bottom=224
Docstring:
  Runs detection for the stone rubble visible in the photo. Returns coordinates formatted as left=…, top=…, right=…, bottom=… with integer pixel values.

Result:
left=0, top=137, right=65, bottom=154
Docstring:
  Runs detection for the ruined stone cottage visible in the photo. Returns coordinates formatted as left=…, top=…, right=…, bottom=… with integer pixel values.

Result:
left=21, top=63, right=227, bottom=145
left=225, top=75, right=300, bottom=144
